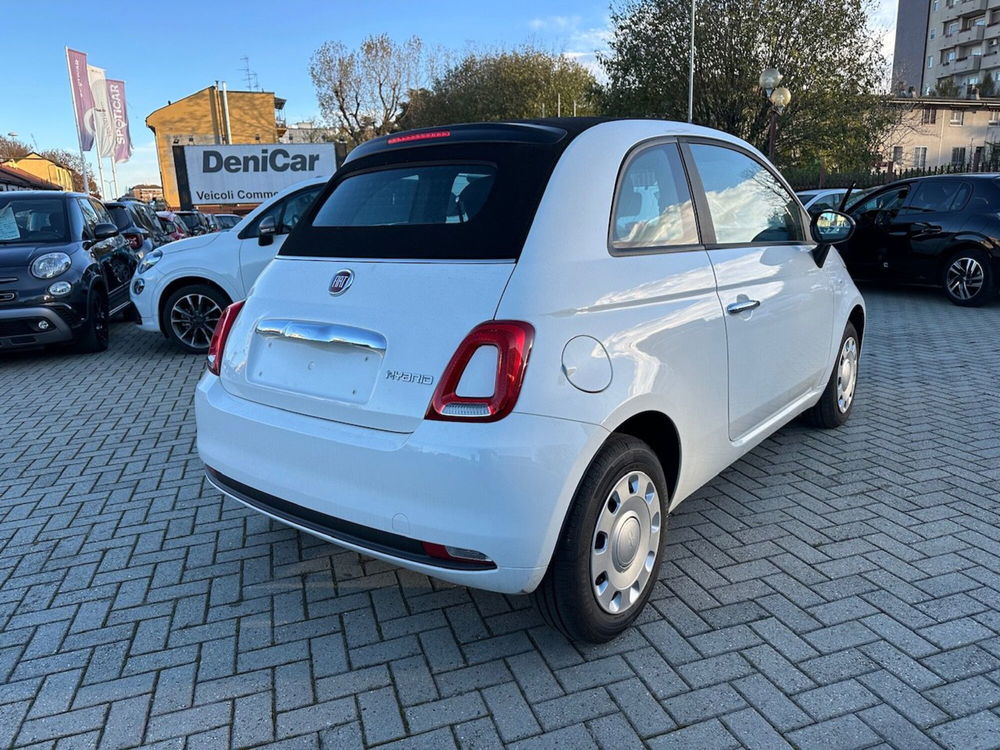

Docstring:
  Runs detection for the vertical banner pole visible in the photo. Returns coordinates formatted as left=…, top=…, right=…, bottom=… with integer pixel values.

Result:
left=65, top=47, right=89, bottom=192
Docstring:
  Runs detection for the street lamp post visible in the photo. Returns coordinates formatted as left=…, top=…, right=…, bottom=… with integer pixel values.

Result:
left=759, top=68, right=791, bottom=161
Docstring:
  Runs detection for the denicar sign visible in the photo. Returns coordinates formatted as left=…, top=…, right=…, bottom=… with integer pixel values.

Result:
left=180, top=143, right=336, bottom=205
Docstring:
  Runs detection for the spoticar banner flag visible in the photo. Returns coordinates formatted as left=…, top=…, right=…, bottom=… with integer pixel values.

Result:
left=65, top=48, right=95, bottom=151
left=87, top=65, right=115, bottom=159
left=106, top=80, right=133, bottom=164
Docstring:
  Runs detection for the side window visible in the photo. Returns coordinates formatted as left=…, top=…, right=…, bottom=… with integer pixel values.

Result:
left=904, top=181, right=969, bottom=213
left=688, top=143, right=804, bottom=244
left=611, top=143, right=699, bottom=250
left=278, top=187, right=322, bottom=233
left=89, top=199, right=113, bottom=226
left=77, top=198, right=100, bottom=238
left=854, top=185, right=910, bottom=214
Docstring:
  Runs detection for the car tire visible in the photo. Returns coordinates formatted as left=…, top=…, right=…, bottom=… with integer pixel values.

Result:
left=942, top=249, right=995, bottom=307
left=806, top=322, right=860, bottom=429
left=74, top=288, right=110, bottom=354
left=163, top=284, right=229, bottom=353
left=533, top=434, right=667, bottom=643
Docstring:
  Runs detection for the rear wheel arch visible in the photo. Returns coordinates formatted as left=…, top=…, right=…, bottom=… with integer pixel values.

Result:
left=607, top=410, right=681, bottom=500
left=158, top=277, right=233, bottom=337
left=848, top=305, right=865, bottom=345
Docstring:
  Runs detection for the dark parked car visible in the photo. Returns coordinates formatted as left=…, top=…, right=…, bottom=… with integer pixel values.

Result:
left=0, top=191, right=138, bottom=352
left=104, top=200, right=170, bottom=257
left=157, top=211, right=191, bottom=242
left=212, top=213, right=241, bottom=230
left=840, top=174, right=1000, bottom=306
left=175, top=210, right=212, bottom=236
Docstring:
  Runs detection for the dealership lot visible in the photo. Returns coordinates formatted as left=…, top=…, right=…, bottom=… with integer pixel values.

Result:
left=1, top=285, right=999, bottom=749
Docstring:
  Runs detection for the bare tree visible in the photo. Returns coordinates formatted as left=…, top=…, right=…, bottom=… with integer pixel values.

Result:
left=310, top=34, right=427, bottom=146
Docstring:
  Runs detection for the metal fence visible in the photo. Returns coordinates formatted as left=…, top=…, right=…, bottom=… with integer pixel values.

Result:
left=784, top=160, right=1000, bottom=191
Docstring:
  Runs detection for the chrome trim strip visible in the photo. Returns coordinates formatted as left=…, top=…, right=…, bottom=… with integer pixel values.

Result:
left=255, top=318, right=386, bottom=354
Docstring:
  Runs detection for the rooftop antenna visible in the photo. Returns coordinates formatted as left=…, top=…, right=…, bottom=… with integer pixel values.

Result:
left=240, top=56, right=260, bottom=90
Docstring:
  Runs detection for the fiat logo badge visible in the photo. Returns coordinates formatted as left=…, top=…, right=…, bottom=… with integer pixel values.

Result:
left=329, top=269, right=354, bottom=296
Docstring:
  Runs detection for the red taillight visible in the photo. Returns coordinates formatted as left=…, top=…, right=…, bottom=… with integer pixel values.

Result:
left=207, top=300, right=245, bottom=376
left=125, top=233, right=142, bottom=250
left=387, top=130, right=451, bottom=145
left=427, top=320, right=534, bottom=422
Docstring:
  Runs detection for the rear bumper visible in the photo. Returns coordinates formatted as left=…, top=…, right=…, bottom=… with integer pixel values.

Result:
left=0, top=306, right=75, bottom=348
left=195, top=374, right=607, bottom=593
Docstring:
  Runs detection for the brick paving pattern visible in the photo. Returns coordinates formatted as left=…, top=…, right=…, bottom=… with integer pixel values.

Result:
left=1, top=284, right=999, bottom=749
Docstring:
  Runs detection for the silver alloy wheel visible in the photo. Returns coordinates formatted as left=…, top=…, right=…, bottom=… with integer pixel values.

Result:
left=946, top=257, right=985, bottom=301
left=591, top=471, right=661, bottom=614
left=836, top=336, right=859, bottom=413
left=170, top=293, right=223, bottom=349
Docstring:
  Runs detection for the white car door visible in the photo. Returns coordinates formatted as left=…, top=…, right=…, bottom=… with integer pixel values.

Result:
left=238, top=185, right=323, bottom=292
left=684, top=140, right=834, bottom=441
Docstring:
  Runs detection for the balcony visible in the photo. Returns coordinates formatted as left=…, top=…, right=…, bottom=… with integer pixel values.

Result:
left=942, top=0, right=988, bottom=22
left=953, top=54, right=984, bottom=73
left=958, top=25, right=986, bottom=43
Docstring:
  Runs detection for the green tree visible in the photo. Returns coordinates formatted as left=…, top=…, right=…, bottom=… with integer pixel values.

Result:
left=401, top=46, right=598, bottom=129
left=978, top=72, right=995, bottom=97
left=598, top=0, right=892, bottom=170
left=931, top=78, right=960, bottom=97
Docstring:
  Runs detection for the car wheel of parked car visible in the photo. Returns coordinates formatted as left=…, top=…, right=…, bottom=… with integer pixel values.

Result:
left=534, top=434, right=667, bottom=643
left=807, top=322, right=860, bottom=429
left=164, top=285, right=229, bottom=353
left=943, top=249, right=994, bottom=307
left=74, top=288, right=110, bottom=354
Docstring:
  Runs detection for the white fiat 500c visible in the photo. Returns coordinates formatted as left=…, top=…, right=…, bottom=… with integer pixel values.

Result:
left=196, top=119, right=864, bottom=642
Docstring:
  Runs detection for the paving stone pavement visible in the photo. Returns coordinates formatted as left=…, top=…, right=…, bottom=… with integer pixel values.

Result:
left=2, top=284, right=1000, bottom=749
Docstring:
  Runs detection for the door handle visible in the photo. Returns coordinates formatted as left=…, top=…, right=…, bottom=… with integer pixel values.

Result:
left=727, top=299, right=761, bottom=315
left=256, top=319, right=386, bottom=354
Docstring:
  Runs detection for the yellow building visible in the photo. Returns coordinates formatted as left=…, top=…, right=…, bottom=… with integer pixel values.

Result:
left=1, top=153, right=74, bottom=191
left=146, top=85, right=286, bottom=208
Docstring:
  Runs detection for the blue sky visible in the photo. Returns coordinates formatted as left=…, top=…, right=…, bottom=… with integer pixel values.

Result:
left=0, top=0, right=895, bottom=194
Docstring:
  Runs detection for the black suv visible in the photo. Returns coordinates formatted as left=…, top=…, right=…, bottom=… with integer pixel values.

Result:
left=104, top=200, right=170, bottom=256
left=841, top=174, right=1000, bottom=306
left=0, top=191, right=138, bottom=352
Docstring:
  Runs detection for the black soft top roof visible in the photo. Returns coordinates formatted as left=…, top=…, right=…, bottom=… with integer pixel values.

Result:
left=280, top=120, right=621, bottom=262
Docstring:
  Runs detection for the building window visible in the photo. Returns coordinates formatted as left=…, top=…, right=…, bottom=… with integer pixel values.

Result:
left=892, top=146, right=904, bottom=164
left=922, top=107, right=938, bottom=125
left=990, top=110, right=1000, bottom=125
left=952, top=147, right=967, bottom=165
left=931, top=29, right=937, bottom=39
left=914, top=147, right=928, bottom=168
left=947, top=50, right=957, bottom=62
left=932, top=0, right=938, bottom=10
left=951, top=110, right=965, bottom=125
left=929, top=56, right=935, bottom=68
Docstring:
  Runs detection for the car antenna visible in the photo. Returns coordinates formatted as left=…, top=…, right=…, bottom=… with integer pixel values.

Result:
left=838, top=182, right=857, bottom=211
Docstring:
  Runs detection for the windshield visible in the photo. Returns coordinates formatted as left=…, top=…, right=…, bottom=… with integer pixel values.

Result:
left=0, top=195, right=70, bottom=244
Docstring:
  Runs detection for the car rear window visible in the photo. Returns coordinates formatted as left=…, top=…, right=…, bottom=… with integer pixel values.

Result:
left=280, top=139, right=569, bottom=261
left=313, top=166, right=495, bottom=227
left=107, top=205, right=132, bottom=231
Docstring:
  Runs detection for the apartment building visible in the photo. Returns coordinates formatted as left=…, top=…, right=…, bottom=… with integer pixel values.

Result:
left=896, top=0, right=1000, bottom=96
left=887, top=96, right=1000, bottom=168
left=145, top=85, right=286, bottom=208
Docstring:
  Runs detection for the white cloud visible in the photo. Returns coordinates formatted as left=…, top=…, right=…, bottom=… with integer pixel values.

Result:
left=528, top=15, right=583, bottom=32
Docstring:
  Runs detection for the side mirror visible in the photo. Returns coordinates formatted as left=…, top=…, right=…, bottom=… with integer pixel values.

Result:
left=93, top=222, right=119, bottom=241
left=810, top=210, right=855, bottom=268
left=257, top=215, right=277, bottom=246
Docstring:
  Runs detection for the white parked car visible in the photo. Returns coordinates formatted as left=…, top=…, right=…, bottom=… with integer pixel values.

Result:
left=130, top=178, right=326, bottom=351
left=196, top=120, right=865, bottom=642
